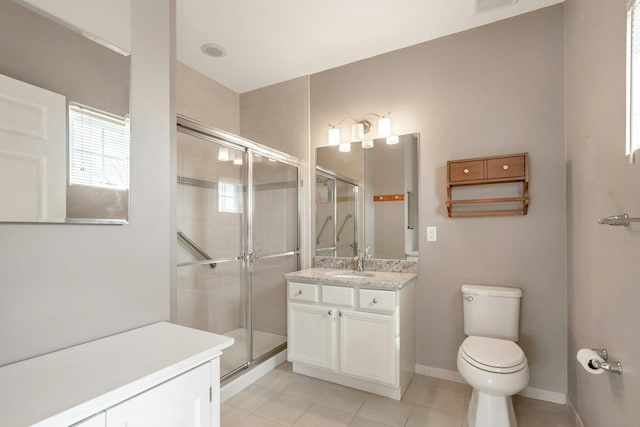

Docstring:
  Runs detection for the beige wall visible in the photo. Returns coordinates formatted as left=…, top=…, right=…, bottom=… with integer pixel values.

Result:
left=0, top=0, right=176, bottom=365
left=310, top=6, right=567, bottom=394
left=565, top=0, right=640, bottom=425
left=177, top=61, right=240, bottom=134
left=240, top=76, right=312, bottom=267
left=240, top=76, right=310, bottom=161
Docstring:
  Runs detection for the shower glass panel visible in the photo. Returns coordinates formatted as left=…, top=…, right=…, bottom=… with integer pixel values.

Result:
left=176, top=131, right=249, bottom=378
left=250, top=153, right=298, bottom=360
left=315, top=170, right=358, bottom=257
left=315, top=175, right=336, bottom=255
left=336, top=180, right=357, bottom=257
left=176, top=119, right=300, bottom=381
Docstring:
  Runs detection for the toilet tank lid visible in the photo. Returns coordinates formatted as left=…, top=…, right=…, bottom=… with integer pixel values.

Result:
left=461, top=284, right=523, bottom=298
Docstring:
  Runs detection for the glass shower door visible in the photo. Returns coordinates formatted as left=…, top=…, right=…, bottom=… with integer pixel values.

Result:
left=336, top=180, right=357, bottom=257
left=249, top=152, right=299, bottom=361
left=176, top=130, right=249, bottom=378
left=316, top=175, right=336, bottom=256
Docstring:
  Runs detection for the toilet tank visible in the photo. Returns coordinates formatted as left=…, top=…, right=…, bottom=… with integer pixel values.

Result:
left=461, top=284, right=523, bottom=341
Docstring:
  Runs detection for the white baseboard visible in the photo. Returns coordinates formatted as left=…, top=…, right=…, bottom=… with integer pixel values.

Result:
left=220, top=350, right=287, bottom=402
left=567, top=398, right=585, bottom=427
left=415, top=363, right=567, bottom=405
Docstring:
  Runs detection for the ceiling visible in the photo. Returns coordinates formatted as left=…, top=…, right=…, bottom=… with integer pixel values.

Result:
left=21, top=0, right=564, bottom=94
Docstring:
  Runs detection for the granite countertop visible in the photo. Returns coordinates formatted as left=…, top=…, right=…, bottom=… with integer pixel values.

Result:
left=284, top=268, right=417, bottom=290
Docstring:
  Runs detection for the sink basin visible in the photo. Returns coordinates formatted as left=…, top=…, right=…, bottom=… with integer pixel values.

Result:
left=328, top=271, right=376, bottom=279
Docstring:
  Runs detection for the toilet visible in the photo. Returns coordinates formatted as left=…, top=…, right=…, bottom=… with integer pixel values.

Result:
left=456, top=284, right=529, bottom=427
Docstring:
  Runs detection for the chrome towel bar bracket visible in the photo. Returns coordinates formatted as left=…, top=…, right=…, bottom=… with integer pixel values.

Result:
left=597, top=213, right=640, bottom=226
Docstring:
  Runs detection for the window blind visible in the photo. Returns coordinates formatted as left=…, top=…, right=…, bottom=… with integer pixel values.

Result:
left=628, top=0, right=640, bottom=163
left=69, top=104, right=130, bottom=189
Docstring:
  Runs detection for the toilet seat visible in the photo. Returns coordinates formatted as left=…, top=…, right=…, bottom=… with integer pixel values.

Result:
left=460, top=336, right=526, bottom=374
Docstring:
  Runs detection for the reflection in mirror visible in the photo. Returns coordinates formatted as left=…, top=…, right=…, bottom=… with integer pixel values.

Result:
left=316, top=169, right=357, bottom=258
left=0, top=0, right=130, bottom=223
left=316, top=133, right=419, bottom=260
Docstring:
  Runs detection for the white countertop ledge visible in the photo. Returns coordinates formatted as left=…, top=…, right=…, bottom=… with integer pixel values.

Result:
left=285, top=268, right=417, bottom=290
left=0, top=322, right=234, bottom=427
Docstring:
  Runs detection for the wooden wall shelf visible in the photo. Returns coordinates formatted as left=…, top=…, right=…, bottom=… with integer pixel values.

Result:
left=374, top=194, right=404, bottom=202
left=446, top=153, right=529, bottom=218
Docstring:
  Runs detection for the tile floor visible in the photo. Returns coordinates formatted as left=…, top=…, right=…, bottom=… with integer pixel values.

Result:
left=222, top=362, right=575, bottom=427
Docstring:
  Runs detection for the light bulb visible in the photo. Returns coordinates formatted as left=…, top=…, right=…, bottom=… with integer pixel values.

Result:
left=328, top=127, right=340, bottom=146
left=378, top=117, right=391, bottom=138
left=351, top=123, right=364, bottom=142
left=386, top=135, right=399, bottom=145
left=218, top=147, right=229, bottom=161
left=362, top=139, right=374, bottom=149
left=339, top=142, right=351, bottom=152
left=233, top=157, right=243, bottom=165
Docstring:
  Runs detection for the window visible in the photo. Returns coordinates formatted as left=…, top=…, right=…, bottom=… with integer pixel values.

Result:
left=627, top=0, right=640, bottom=163
left=69, top=104, right=130, bottom=189
left=218, top=178, right=243, bottom=213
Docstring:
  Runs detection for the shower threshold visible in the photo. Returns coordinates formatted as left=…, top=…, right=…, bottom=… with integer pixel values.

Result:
left=221, top=328, right=287, bottom=380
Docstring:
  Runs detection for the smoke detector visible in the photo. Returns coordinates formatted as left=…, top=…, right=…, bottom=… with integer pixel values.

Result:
left=200, top=43, right=227, bottom=58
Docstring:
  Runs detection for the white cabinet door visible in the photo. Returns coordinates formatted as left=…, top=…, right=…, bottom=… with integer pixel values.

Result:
left=107, top=363, right=211, bottom=427
left=339, top=309, right=397, bottom=385
left=288, top=302, right=336, bottom=370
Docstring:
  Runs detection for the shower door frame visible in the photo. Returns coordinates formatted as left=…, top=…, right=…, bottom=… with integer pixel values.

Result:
left=315, top=166, right=359, bottom=257
left=177, top=115, right=301, bottom=381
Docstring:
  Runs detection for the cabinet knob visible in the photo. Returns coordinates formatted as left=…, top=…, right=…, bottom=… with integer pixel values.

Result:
left=339, top=311, right=343, bottom=317
left=503, top=164, right=509, bottom=170
left=328, top=310, right=333, bottom=315
left=297, top=290, right=302, bottom=295
left=463, top=168, right=470, bottom=174
left=464, top=296, right=474, bottom=302
left=373, top=298, right=379, bottom=304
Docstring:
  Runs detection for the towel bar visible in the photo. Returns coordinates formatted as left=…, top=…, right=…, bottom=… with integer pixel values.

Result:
left=597, top=214, right=640, bottom=226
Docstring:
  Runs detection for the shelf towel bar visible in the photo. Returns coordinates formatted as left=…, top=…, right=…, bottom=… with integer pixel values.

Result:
left=177, top=229, right=216, bottom=269
left=597, top=214, right=640, bottom=226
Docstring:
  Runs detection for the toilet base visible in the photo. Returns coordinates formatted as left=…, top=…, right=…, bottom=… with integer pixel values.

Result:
left=467, top=389, right=518, bottom=427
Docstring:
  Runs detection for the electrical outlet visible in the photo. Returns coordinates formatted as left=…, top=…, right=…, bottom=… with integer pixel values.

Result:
left=426, top=226, right=437, bottom=242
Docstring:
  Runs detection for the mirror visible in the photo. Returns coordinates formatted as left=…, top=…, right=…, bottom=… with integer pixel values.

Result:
left=0, top=0, right=130, bottom=223
left=316, top=133, right=419, bottom=260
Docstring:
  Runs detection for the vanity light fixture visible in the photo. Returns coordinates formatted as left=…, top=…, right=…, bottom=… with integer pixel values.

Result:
left=327, top=112, right=392, bottom=149
left=386, top=135, right=400, bottom=145
left=339, top=142, right=351, bottom=152
left=328, top=127, right=341, bottom=146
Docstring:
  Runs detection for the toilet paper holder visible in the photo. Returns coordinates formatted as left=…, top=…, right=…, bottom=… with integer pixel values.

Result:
left=588, top=348, right=623, bottom=375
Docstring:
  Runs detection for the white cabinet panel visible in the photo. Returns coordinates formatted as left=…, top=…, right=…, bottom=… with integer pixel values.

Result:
left=288, top=282, right=319, bottom=303
left=288, top=303, right=335, bottom=370
left=339, top=309, right=396, bottom=385
left=107, top=363, right=211, bottom=427
left=359, top=289, right=395, bottom=313
left=322, top=285, right=354, bottom=307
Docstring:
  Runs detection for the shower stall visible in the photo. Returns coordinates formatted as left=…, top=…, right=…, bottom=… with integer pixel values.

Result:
left=175, top=116, right=300, bottom=380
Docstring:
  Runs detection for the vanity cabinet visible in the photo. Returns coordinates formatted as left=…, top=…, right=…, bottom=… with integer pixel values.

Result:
left=0, top=322, right=233, bottom=427
left=287, top=278, right=415, bottom=400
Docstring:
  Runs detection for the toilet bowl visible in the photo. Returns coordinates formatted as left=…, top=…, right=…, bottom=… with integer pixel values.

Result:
left=457, top=336, right=529, bottom=427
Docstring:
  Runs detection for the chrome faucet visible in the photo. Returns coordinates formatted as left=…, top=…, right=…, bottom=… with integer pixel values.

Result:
left=353, top=247, right=372, bottom=272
